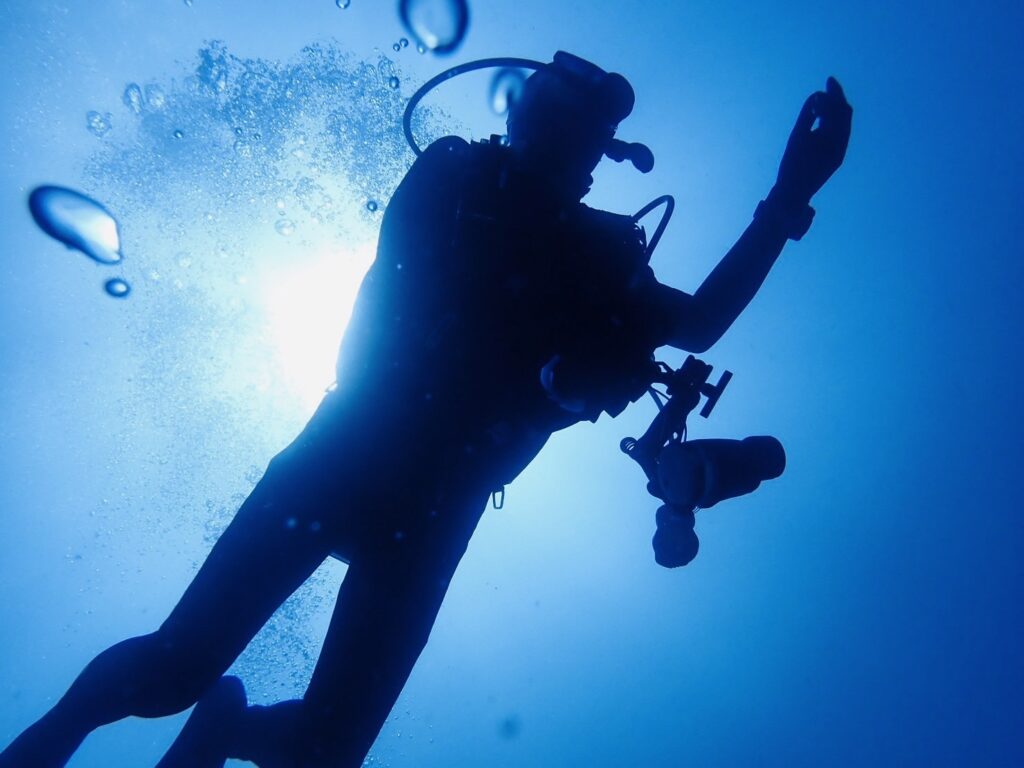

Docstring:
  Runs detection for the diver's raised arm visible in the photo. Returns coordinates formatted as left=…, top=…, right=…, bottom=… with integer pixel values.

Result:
left=653, top=77, right=853, bottom=353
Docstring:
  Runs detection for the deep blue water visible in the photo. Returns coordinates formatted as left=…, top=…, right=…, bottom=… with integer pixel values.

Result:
left=1, top=1, right=1022, bottom=766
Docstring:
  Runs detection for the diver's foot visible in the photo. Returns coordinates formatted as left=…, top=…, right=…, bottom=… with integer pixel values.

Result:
left=155, top=676, right=247, bottom=768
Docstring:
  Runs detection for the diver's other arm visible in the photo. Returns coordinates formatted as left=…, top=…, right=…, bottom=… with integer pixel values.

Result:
left=654, top=77, right=853, bottom=353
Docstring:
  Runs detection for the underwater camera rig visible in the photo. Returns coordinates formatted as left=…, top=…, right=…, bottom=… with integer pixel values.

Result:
left=621, top=357, right=786, bottom=568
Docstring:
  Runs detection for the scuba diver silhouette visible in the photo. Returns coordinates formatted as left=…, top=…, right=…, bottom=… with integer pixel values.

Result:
left=0, top=52, right=851, bottom=767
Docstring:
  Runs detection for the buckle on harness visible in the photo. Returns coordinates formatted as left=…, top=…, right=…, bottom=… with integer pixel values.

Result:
left=492, top=486, right=506, bottom=510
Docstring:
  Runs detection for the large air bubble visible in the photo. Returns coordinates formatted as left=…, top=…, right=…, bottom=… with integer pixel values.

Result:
left=399, top=0, right=470, bottom=55
left=28, top=185, right=123, bottom=265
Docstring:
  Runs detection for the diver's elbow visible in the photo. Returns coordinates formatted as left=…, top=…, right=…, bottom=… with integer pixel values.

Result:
left=667, top=315, right=722, bottom=354
left=655, top=288, right=725, bottom=353
left=684, top=334, right=716, bottom=354
left=666, top=328, right=715, bottom=354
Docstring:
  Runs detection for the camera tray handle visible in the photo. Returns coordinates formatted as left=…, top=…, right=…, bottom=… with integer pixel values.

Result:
left=699, top=369, right=732, bottom=418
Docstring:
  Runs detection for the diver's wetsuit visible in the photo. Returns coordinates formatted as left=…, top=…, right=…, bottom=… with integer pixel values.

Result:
left=0, top=136, right=670, bottom=768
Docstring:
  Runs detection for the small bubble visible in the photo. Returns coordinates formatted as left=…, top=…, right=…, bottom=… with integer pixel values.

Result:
left=417, top=43, right=426, bottom=54
left=184, top=0, right=193, bottom=6
left=144, top=84, right=167, bottom=109
left=104, top=278, right=131, bottom=298
left=274, top=219, right=296, bottom=236
left=335, top=0, right=350, bottom=7
left=85, top=111, right=112, bottom=137
left=234, top=126, right=244, bottom=136
left=122, top=83, right=144, bottom=114
left=400, top=37, right=409, bottom=47
left=393, top=43, right=401, bottom=52
left=388, top=75, right=400, bottom=89
left=489, top=68, right=527, bottom=116
left=173, top=129, right=184, bottom=139
left=285, top=517, right=298, bottom=530
left=366, top=200, right=378, bottom=212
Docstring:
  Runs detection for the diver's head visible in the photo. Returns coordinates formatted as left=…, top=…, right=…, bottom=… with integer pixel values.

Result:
left=506, top=52, right=635, bottom=201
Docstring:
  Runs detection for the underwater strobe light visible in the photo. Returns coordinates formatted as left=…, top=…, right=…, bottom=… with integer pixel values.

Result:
left=621, top=356, right=786, bottom=568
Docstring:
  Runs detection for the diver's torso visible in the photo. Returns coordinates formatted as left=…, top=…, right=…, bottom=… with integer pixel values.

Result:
left=335, top=136, right=660, bottom=486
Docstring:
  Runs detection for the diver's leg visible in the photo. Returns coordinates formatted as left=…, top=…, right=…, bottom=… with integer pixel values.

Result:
left=228, top=494, right=488, bottom=768
left=230, top=554, right=464, bottom=768
left=0, top=448, right=333, bottom=768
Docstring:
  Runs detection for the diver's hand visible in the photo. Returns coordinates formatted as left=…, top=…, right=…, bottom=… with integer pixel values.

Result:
left=774, top=77, right=852, bottom=206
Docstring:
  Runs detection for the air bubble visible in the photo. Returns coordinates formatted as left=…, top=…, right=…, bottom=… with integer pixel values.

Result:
left=104, top=278, right=131, bottom=298
left=335, top=0, right=350, bottom=7
left=366, top=200, right=378, bottom=212
left=144, top=84, right=167, bottom=109
left=489, top=68, right=527, bottom=116
left=274, top=219, right=296, bottom=236
left=28, top=185, right=123, bottom=265
left=399, top=0, right=470, bottom=55
left=173, top=129, right=184, bottom=139
left=122, top=83, right=144, bottom=114
left=388, top=76, right=400, bottom=89
left=86, top=111, right=112, bottom=137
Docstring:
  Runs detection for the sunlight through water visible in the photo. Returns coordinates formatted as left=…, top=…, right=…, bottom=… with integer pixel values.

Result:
left=260, top=243, right=375, bottom=412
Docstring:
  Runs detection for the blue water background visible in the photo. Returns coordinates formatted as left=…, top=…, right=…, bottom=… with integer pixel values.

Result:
left=1, top=1, right=1022, bottom=765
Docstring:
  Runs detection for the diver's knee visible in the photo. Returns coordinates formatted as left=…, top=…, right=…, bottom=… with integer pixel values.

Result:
left=132, top=630, right=228, bottom=715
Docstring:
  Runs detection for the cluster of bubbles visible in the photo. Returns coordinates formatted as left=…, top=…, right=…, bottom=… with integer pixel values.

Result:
left=42, top=39, right=453, bottom=302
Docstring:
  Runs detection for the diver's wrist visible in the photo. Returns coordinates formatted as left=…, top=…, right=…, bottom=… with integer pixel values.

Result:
left=754, top=186, right=815, bottom=241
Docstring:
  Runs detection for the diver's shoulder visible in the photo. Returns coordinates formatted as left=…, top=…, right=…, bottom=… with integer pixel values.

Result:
left=420, top=135, right=472, bottom=160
